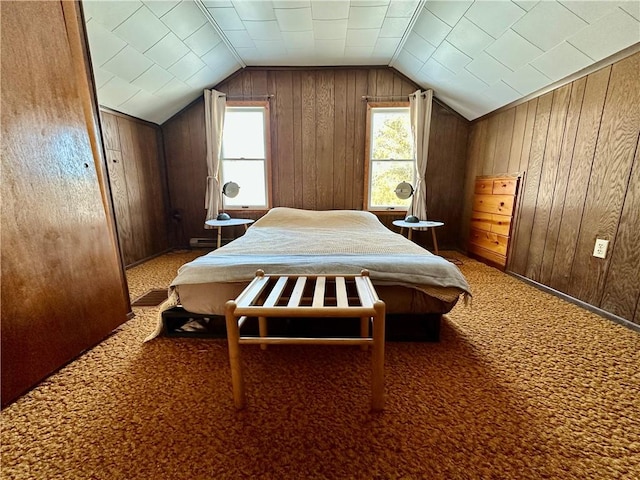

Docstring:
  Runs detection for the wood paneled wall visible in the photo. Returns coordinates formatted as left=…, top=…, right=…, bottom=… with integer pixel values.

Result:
left=1, top=1, right=129, bottom=406
left=162, top=67, right=468, bottom=249
left=101, top=111, right=170, bottom=266
left=464, top=53, right=640, bottom=325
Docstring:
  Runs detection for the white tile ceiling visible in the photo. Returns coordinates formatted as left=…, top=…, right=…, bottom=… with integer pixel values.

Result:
left=83, top=0, right=640, bottom=124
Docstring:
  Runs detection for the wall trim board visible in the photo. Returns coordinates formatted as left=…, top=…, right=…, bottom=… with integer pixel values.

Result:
left=242, top=65, right=408, bottom=72
left=509, top=272, right=640, bottom=335
left=124, top=248, right=173, bottom=270
left=100, top=106, right=161, bottom=129
left=472, top=43, right=640, bottom=125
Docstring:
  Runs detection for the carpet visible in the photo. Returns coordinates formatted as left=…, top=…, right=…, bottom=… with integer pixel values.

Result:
left=1, top=251, right=639, bottom=479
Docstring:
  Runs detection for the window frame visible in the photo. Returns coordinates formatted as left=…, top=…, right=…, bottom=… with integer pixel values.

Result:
left=363, top=101, right=415, bottom=212
left=220, top=100, right=272, bottom=211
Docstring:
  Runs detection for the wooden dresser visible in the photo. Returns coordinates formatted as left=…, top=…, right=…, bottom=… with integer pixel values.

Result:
left=468, top=175, right=520, bottom=268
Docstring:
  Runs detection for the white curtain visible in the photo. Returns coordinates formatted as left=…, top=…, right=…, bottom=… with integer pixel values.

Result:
left=204, top=89, right=226, bottom=226
left=408, top=89, right=433, bottom=220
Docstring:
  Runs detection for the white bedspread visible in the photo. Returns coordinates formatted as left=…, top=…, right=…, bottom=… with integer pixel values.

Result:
left=174, top=208, right=470, bottom=297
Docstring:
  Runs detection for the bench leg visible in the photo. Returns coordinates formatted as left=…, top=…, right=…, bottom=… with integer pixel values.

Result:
left=371, top=302, right=386, bottom=411
left=360, top=316, right=369, bottom=351
left=259, top=316, right=268, bottom=350
left=225, top=304, right=246, bottom=409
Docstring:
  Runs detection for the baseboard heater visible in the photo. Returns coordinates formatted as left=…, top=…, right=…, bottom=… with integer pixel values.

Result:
left=189, top=237, right=216, bottom=248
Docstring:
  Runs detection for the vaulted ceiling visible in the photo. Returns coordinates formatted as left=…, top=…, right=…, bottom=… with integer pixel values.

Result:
left=84, top=0, right=640, bottom=124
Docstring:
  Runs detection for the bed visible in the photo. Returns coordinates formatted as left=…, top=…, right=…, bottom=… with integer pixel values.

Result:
left=146, top=207, right=471, bottom=340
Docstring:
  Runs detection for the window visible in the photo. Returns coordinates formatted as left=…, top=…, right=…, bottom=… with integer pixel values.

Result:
left=364, top=103, right=415, bottom=211
left=220, top=101, right=271, bottom=209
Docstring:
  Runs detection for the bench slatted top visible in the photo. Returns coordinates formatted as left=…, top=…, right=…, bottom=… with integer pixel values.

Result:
left=231, top=270, right=380, bottom=318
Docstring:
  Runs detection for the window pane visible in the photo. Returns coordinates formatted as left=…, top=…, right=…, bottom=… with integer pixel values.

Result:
left=370, top=161, right=414, bottom=208
left=371, top=108, right=412, bottom=160
left=222, top=109, right=265, bottom=159
left=221, top=160, right=267, bottom=207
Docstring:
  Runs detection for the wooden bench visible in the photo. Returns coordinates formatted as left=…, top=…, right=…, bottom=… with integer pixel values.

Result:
left=224, top=270, right=386, bottom=411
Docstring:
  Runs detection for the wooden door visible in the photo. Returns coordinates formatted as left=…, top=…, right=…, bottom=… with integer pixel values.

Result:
left=1, top=1, right=129, bottom=406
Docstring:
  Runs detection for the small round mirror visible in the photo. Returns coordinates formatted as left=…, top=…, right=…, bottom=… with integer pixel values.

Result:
left=394, top=181, right=414, bottom=200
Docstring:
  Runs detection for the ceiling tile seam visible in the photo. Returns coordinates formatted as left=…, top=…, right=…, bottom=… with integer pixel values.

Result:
left=556, top=2, right=596, bottom=25
left=484, top=50, right=518, bottom=73
left=184, top=65, right=209, bottom=86
left=137, top=37, right=197, bottom=84
left=425, top=1, right=474, bottom=29
left=389, top=0, right=427, bottom=67
left=106, top=4, right=144, bottom=33
left=194, top=0, right=246, bottom=68
left=618, top=4, right=640, bottom=22
left=555, top=0, right=592, bottom=27
left=619, top=3, right=640, bottom=22
left=111, top=84, right=141, bottom=108
left=409, top=3, right=495, bottom=82
left=461, top=65, right=491, bottom=88
left=140, top=32, right=189, bottom=65
left=564, top=39, right=597, bottom=62
left=528, top=59, right=555, bottom=81
left=130, top=63, right=162, bottom=91
left=501, top=27, right=550, bottom=63
left=94, top=44, right=127, bottom=69
left=435, top=40, right=474, bottom=67
left=459, top=13, right=500, bottom=42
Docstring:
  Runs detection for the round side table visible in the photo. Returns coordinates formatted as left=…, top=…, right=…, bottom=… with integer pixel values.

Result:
left=205, top=218, right=254, bottom=248
left=392, top=220, right=444, bottom=255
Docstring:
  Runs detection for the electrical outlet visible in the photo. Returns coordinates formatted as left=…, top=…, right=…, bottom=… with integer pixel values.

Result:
left=593, top=239, right=609, bottom=259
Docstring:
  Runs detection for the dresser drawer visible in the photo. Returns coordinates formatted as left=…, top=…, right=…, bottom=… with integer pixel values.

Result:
left=468, top=243, right=507, bottom=267
left=490, top=214, right=511, bottom=236
left=472, top=194, right=514, bottom=215
left=470, top=212, right=512, bottom=235
left=470, top=211, right=492, bottom=232
left=469, top=228, right=508, bottom=256
left=492, top=178, right=517, bottom=195
left=474, top=179, right=494, bottom=194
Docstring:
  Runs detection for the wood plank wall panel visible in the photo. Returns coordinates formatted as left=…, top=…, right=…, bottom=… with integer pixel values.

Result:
left=525, top=85, right=572, bottom=281
left=548, top=67, right=611, bottom=291
left=504, top=101, right=537, bottom=269
left=482, top=115, right=500, bottom=175
left=164, top=102, right=212, bottom=245
left=507, top=103, right=528, bottom=172
left=461, top=119, right=487, bottom=247
left=333, top=70, right=347, bottom=209
left=494, top=108, right=515, bottom=173
left=538, top=78, right=587, bottom=285
left=509, top=92, right=553, bottom=275
left=1, top=1, right=129, bottom=405
left=163, top=67, right=466, bottom=248
left=465, top=52, right=640, bottom=325
left=600, top=142, right=640, bottom=319
left=352, top=70, right=369, bottom=209
left=316, top=71, right=335, bottom=210
left=567, top=54, right=640, bottom=307
left=100, top=111, right=169, bottom=266
left=274, top=71, right=294, bottom=207
left=423, top=102, right=469, bottom=248
left=301, top=72, right=317, bottom=210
